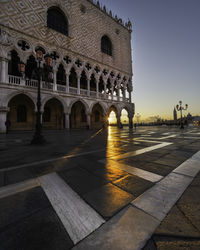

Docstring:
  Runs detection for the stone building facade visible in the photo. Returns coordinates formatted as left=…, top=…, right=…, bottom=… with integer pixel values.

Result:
left=0, top=0, right=134, bottom=133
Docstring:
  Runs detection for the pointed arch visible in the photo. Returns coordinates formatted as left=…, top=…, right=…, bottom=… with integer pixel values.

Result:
left=69, top=67, right=77, bottom=88
left=43, top=97, right=65, bottom=130
left=80, top=70, right=87, bottom=89
left=69, top=98, right=89, bottom=114
left=8, top=50, right=21, bottom=77
left=57, top=63, right=66, bottom=85
left=7, top=93, right=35, bottom=131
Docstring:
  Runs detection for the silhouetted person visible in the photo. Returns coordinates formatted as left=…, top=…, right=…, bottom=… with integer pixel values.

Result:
left=134, top=123, right=137, bottom=130
left=5, top=119, right=11, bottom=134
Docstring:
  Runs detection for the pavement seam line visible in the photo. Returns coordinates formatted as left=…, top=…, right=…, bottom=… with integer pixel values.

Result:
left=0, top=178, right=40, bottom=199
left=0, top=148, right=106, bottom=172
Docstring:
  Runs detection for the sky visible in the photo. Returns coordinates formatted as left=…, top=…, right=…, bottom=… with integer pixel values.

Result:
left=98, top=0, right=200, bottom=121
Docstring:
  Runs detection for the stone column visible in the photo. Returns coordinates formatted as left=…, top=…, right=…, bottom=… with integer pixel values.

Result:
left=96, top=81, right=99, bottom=98
left=104, top=82, right=107, bottom=99
left=87, top=113, right=91, bottom=129
left=66, top=73, right=69, bottom=93
left=111, top=84, right=114, bottom=100
left=0, top=107, right=9, bottom=133
left=87, top=78, right=90, bottom=96
left=123, top=87, right=126, bottom=101
left=117, top=86, right=120, bottom=102
left=53, top=69, right=57, bottom=91
left=65, top=113, right=70, bottom=129
left=117, top=113, right=123, bottom=128
left=0, top=58, right=8, bottom=83
left=128, top=114, right=133, bottom=128
left=128, top=91, right=132, bottom=103
left=77, top=76, right=80, bottom=95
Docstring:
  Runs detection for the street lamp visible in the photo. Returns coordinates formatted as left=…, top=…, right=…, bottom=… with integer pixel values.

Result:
left=31, top=49, right=52, bottom=144
left=176, top=101, right=188, bottom=129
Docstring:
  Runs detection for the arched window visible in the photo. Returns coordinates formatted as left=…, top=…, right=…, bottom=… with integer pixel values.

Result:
left=101, top=35, right=112, bottom=56
left=90, top=74, right=96, bottom=92
left=69, top=67, right=77, bottom=87
left=25, top=55, right=37, bottom=80
left=43, top=107, right=51, bottom=122
left=95, top=110, right=100, bottom=122
left=17, top=105, right=27, bottom=122
left=47, top=7, right=68, bottom=36
left=8, top=50, right=21, bottom=76
left=81, top=108, right=87, bottom=122
left=80, top=71, right=87, bottom=89
left=57, top=64, right=66, bottom=85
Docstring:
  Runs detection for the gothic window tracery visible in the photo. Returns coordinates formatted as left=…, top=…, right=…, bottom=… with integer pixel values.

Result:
left=69, top=67, right=77, bottom=87
left=57, top=64, right=66, bottom=85
left=8, top=50, right=21, bottom=77
left=80, top=71, right=87, bottom=89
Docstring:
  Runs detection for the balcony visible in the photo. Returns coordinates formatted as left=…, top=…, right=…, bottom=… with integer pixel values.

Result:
left=6, top=75, right=130, bottom=103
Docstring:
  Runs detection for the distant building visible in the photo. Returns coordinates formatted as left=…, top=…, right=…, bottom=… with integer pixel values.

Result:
left=0, top=0, right=134, bottom=133
left=173, top=107, right=177, bottom=121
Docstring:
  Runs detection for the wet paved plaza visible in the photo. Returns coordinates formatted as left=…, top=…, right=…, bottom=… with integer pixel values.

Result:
left=0, top=126, right=200, bottom=249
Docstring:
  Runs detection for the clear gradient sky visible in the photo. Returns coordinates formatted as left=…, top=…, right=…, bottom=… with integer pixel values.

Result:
left=99, top=0, right=200, bottom=121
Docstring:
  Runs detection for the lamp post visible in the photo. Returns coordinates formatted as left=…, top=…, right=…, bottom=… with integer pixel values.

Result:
left=31, top=49, right=52, bottom=144
left=176, top=101, right=188, bottom=129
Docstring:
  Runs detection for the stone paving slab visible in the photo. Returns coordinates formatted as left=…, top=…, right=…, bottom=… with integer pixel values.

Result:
left=132, top=172, right=193, bottom=221
left=0, top=207, right=73, bottom=250
left=154, top=205, right=200, bottom=237
left=59, top=167, right=106, bottom=196
left=83, top=183, right=133, bottom=218
left=0, top=127, right=200, bottom=249
left=73, top=205, right=160, bottom=250
left=113, top=174, right=154, bottom=197
left=0, top=187, right=50, bottom=229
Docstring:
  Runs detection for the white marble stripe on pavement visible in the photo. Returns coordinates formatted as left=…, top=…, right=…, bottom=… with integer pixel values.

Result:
left=39, top=173, right=105, bottom=244
left=73, top=151, right=200, bottom=250
left=108, top=142, right=172, bottom=161
left=131, top=151, right=200, bottom=221
left=0, top=178, right=39, bottom=199
left=107, top=160, right=163, bottom=182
